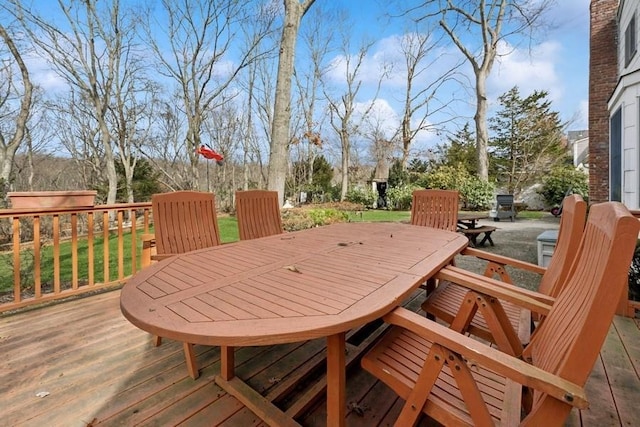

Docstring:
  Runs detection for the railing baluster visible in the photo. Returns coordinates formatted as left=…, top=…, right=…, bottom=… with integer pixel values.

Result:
left=34, top=216, right=41, bottom=298
left=131, top=210, right=137, bottom=275
left=71, top=213, right=78, bottom=290
left=53, top=214, right=60, bottom=294
left=117, top=210, right=124, bottom=280
left=103, top=211, right=109, bottom=283
left=12, top=216, right=20, bottom=303
left=88, top=212, right=94, bottom=286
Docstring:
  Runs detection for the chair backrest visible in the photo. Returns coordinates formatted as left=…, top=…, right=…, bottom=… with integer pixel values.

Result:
left=523, top=202, right=639, bottom=422
left=235, top=190, right=283, bottom=240
left=537, top=194, right=587, bottom=297
left=152, top=191, right=221, bottom=255
left=410, top=189, right=459, bottom=232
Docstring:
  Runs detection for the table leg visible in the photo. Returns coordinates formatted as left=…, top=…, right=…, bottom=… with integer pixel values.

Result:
left=221, top=345, right=235, bottom=380
left=183, top=342, right=199, bottom=379
left=327, top=332, right=346, bottom=427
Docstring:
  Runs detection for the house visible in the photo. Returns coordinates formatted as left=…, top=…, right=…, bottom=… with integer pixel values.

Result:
left=591, top=0, right=640, bottom=208
left=567, top=130, right=589, bottom=170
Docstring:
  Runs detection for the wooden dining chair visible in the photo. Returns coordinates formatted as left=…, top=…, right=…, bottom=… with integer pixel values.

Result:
left=422, top=194, right=586, bottom=354
left=362, top=201, right=639, bottom=426
left=410, top=189, right=460, bottom=295
left=143, top=190, right=222, bottom=379
left=235, top=190, right=283, bottom=240
left=410, top=189, right=459, bottom=232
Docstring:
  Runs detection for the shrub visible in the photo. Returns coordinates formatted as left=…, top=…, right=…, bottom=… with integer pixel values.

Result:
left=413, top=164, right=495, bottom=210
left=628, top=240, right=640, bottom=302
left=539, top=167, right=589, bottom=206
left=281, top=207, right=349, bottom=232
left=423, top=164, right=469, bottom=190
left=345, top=187, right=376, bottom=208
left=460, top=177, right=495, bottom=210
left=386, top=185, right=418, bottom=210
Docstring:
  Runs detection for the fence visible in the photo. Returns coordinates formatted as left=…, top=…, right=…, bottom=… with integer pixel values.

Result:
left=0, top=202, right=152, bottom=313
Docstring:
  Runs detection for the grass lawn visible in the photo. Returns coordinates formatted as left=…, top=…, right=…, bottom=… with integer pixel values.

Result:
left=218, top=216, right=239, bottom=243
left=346, top=210, right=411, bottom=222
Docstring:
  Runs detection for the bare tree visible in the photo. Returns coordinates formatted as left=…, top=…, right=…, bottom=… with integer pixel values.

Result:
left=0, top=24, right=33, bottom=199
left=8, top=0, right=142, bottom=205
left=12, top=89, right=54, bottom=192
left=395, top=29, right=463, bottom=170
left=407, top=0, right=553, bottom=180
left=325, top=37, right=385, bottom=201
left=365, top=111, right=397, bottom=185
left=291, top=6, right=336, bottom=194
left=145, top=0, right=272, bottom=190
left=49, top=91, right=104, bottom=192
left=203, top=104, right=243, bottom=209
left=268, top=0, right=316, bottom=206
left=142, top=95, right=192, bottom=191
left=237, top=2, right=279, bottom=191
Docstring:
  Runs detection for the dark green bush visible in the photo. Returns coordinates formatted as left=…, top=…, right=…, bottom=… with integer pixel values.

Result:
left=628, top=240, right=640, bottom=302
left=539, top=167, right=589, bottom=206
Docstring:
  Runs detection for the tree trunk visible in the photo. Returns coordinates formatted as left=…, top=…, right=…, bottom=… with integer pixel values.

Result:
left=475, top=72, right=489, bottom=181
left=340, top=130, right=349, bottom=201
left=0, top=25, right=33, bottom=194
left=268, top=0, right=315, bottom=206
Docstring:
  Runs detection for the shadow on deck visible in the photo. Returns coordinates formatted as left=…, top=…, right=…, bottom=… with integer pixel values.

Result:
left=1, top=288, right=639, bottom=426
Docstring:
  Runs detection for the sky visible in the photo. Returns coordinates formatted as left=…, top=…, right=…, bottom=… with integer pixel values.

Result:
left=330, top=0, right=591, bottom=147
left=9, top=0, right=591, bottom=158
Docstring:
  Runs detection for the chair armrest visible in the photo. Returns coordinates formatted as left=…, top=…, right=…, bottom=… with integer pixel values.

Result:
left=462, top=247, right=547, bottom=275
left=384, top=307, right=588, bottom=409
left=436, top=266, right=554, bottom=316
left=150, top=253, right=176, bottom=261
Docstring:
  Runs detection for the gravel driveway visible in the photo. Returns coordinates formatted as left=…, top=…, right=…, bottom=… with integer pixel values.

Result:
left=455, top=213, right=561, bottom=291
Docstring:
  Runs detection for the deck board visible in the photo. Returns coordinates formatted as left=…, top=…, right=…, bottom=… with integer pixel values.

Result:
left=1, top=289, right=638, bottom=426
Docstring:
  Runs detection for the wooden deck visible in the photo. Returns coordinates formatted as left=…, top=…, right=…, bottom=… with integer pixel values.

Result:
left=1, top=288, right=639, bottom=426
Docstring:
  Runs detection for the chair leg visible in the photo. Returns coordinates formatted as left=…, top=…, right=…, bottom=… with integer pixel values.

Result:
left=153, top=335, right=162, bottom=346
left=183, top=342, right=199, bottom=379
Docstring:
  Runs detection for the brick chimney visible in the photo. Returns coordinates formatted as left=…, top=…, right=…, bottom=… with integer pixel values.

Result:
left=589, top=0, right=619, bottom=203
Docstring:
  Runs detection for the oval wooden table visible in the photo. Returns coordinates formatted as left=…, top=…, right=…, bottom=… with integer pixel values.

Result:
left=120, top=222, right=468, bottom=426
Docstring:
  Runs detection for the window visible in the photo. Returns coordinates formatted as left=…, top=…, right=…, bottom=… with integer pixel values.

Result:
left=611, top=108, right=622, bottom=202
left=626, top=14, right=637, bottom=67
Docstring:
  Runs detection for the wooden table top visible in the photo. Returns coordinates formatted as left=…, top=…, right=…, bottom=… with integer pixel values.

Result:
left=120, top=222, right=468, bottom=347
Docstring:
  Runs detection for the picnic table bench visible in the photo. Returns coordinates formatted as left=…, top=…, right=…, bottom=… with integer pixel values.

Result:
left=456, top=213, right=495, bottom=247
left=459, top=225, right=496, bottom=247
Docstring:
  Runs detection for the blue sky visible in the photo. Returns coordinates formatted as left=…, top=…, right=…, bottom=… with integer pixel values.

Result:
left=330, top=0, right=590, bottom=142
left=16, top=0, right=591, bottom=157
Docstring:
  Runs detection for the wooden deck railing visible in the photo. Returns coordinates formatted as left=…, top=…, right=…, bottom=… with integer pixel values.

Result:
left=0, top=202, right=152, bottom=313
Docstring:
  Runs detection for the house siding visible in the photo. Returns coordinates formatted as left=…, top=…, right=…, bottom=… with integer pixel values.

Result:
left=607, top=0, right=640, bottom=209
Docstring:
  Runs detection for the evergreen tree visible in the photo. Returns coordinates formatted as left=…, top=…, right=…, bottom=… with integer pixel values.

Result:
left=115, top=158, right=161, bottom=202
left=489, top=87, right=565, bottom=196
left=310, top=155, right=333, bottom=193
left=434, top=123, right=477, bottom=175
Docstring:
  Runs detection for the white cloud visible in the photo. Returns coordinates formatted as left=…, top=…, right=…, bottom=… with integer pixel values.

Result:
left=24, top=54, right=68, bottom=93
left=326, top=52, right=389, bottom=87
left=488, top=40, right=563, bottom=104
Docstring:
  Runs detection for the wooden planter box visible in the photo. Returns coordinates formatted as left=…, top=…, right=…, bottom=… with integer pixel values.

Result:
left=8, top=190, right=97, bottom=209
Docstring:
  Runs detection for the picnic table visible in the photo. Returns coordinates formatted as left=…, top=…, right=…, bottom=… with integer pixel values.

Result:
left=120, top=222, right=468, bottom=427
left=457, top=212, right=496, bottom=247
